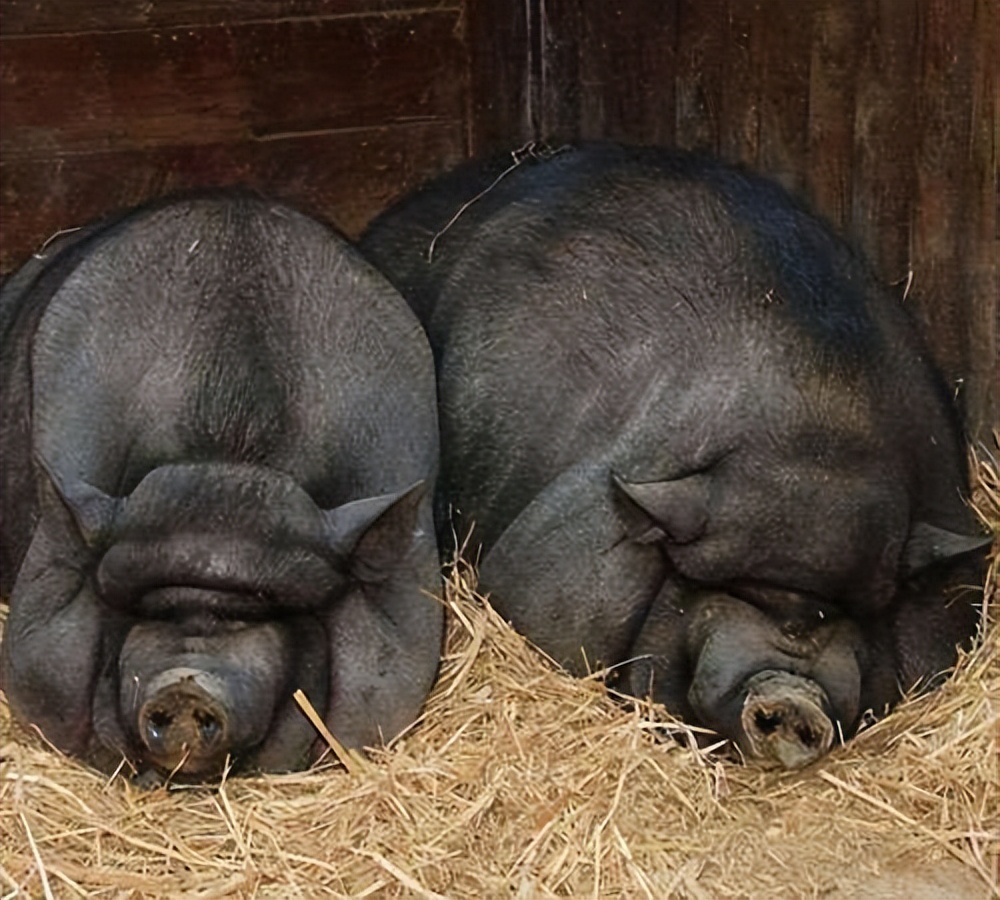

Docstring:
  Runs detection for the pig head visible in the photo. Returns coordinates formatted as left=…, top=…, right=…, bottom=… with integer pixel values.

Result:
left=1, top=190, right=443, bottom=779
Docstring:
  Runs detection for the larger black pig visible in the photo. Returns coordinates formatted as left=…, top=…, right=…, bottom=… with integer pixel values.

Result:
left=361, top=144, right=990, bottom=769
left=1, top=190, right=443, bottom=779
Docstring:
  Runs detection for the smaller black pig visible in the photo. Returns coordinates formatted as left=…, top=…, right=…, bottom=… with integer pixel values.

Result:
left=362, top=143, right=991, bottom=769
left=1, top=190, right=443, bottom=779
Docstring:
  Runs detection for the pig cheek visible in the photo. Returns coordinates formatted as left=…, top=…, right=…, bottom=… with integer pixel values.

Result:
left=685, top=627, right=753, bottom=740
left=2, top=581, right=124, bottom=762
left=90, top=653, right=138, bottom=767
left=226, top=619, right=330, bottom=761
left=252, top=626, right=331, bottom=772
left=806, top=621, right=864, bottom=730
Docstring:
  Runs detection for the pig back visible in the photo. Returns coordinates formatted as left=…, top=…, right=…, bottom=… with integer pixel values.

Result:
left=365, top=145, right=968, bottom=552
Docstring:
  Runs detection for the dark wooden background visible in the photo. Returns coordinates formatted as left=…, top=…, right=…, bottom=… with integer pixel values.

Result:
left=1, top=0, right=996, bottom=438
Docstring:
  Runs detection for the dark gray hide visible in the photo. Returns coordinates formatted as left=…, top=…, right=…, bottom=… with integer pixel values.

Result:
left=0, top=190, right=443, bottom=779
left=361, top=144, right=990, bottom=769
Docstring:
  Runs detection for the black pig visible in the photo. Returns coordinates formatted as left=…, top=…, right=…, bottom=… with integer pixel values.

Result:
left=361, top=144, right=990, bottom=769
left=1, top=190, right=443, bottom=779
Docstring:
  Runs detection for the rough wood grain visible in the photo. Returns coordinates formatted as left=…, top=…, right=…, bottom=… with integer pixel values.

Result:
left=674, top=0, right=724, bottom=153
left=536, top=0, right=582, bottom=143
left=719, top=0, right=764, bottom=167
left=754, top=1, right=812, bottom=194
left=964, top=0, right=999, bottom=436
left=0, top=123, right=465, bottom=272
left=806, top=3, right=857, bottom=230
left=849, top=0, right=918, bottom=287
left=909, top=0, right=981, bottom=424
left=576, top=0, right=678, bottom=146
left=1, top=12, right=465, bottom=157
left=0, top=0, right=459, bottom=36
left=465, top=2, right=532, bottom=155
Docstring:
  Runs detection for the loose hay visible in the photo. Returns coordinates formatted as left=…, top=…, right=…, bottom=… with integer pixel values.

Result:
left=2, top=449, right=998, bottom=899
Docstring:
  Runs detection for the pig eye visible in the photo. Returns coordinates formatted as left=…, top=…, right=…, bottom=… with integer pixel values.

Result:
left=728, top=582, right=836, bottom=622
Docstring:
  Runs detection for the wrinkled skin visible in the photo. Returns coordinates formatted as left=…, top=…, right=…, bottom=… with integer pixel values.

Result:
left=362, top=144, right=990, bottom=768
left=0, top=191, right=443, bottom=780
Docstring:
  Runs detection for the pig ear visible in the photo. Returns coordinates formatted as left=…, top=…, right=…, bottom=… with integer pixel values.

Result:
left=37, top=455, right=123, bottom=547
left=901, top=522, right=993, bottom=576
left=611, top=472, right=710, bottom=545
left=321, top=480, right=428, bottom=578
left=61, top=482, right=124, bottom=547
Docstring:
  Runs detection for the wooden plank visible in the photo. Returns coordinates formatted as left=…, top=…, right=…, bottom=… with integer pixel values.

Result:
left=0, top=122, right=466, bottom=273
left=849, top=0, right=918, bottom=286
left=754, top=1, right=812, bottom=194
left=674, top=0, right=726, bottom=153
left=465, top=2, right=532, bottom=156
left=1, top=12, right=465, bottom=157
left=963, top=0, right=999, bottom=439
left=909, top=0, right=978, bottom=419
left=718, top=0, right=761, bottom=165
left=806, top=2, right=858, bottom=230
left=537, top=0, right=583, bottom=142
left=0, top=1, right=459, bottom=36
left=574, top=0, right=679, bottom=145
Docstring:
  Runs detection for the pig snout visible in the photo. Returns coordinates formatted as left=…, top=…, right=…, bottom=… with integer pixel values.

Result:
left=684, top=594, right=862, bottom=769
left=117, top=615, right=322, bottom=779
left=738, top=670, right=834, bottom=769
left=138, top=669, right=231, bottom=776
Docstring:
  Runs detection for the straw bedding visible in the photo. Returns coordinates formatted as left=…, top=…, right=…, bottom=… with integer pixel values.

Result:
left=2, top=450, right=997, bottom=899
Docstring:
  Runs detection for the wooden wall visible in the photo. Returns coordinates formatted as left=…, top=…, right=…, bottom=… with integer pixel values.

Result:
left=1, top=0, right=996, bottom=437
left=471, top=0, right=998, bottom=440
left=0, top=1, right=468, bottom=261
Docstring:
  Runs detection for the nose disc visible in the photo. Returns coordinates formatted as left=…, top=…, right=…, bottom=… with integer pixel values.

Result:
left=138, top=676, right=231, bottom=776
left=739, top=669, right=834, bottom=769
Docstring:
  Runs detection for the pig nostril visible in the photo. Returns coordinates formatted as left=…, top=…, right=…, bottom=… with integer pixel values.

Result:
left=796, top=725, right=817, bottom=747
left=145, top=710, right=172, bottom=742
left=194, top=710, right=222, bottom=744
left=754, top=710, right=782, bottom=735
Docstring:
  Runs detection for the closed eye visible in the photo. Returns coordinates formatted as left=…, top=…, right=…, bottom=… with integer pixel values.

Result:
left=726, top=581, right=839, bottom=625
